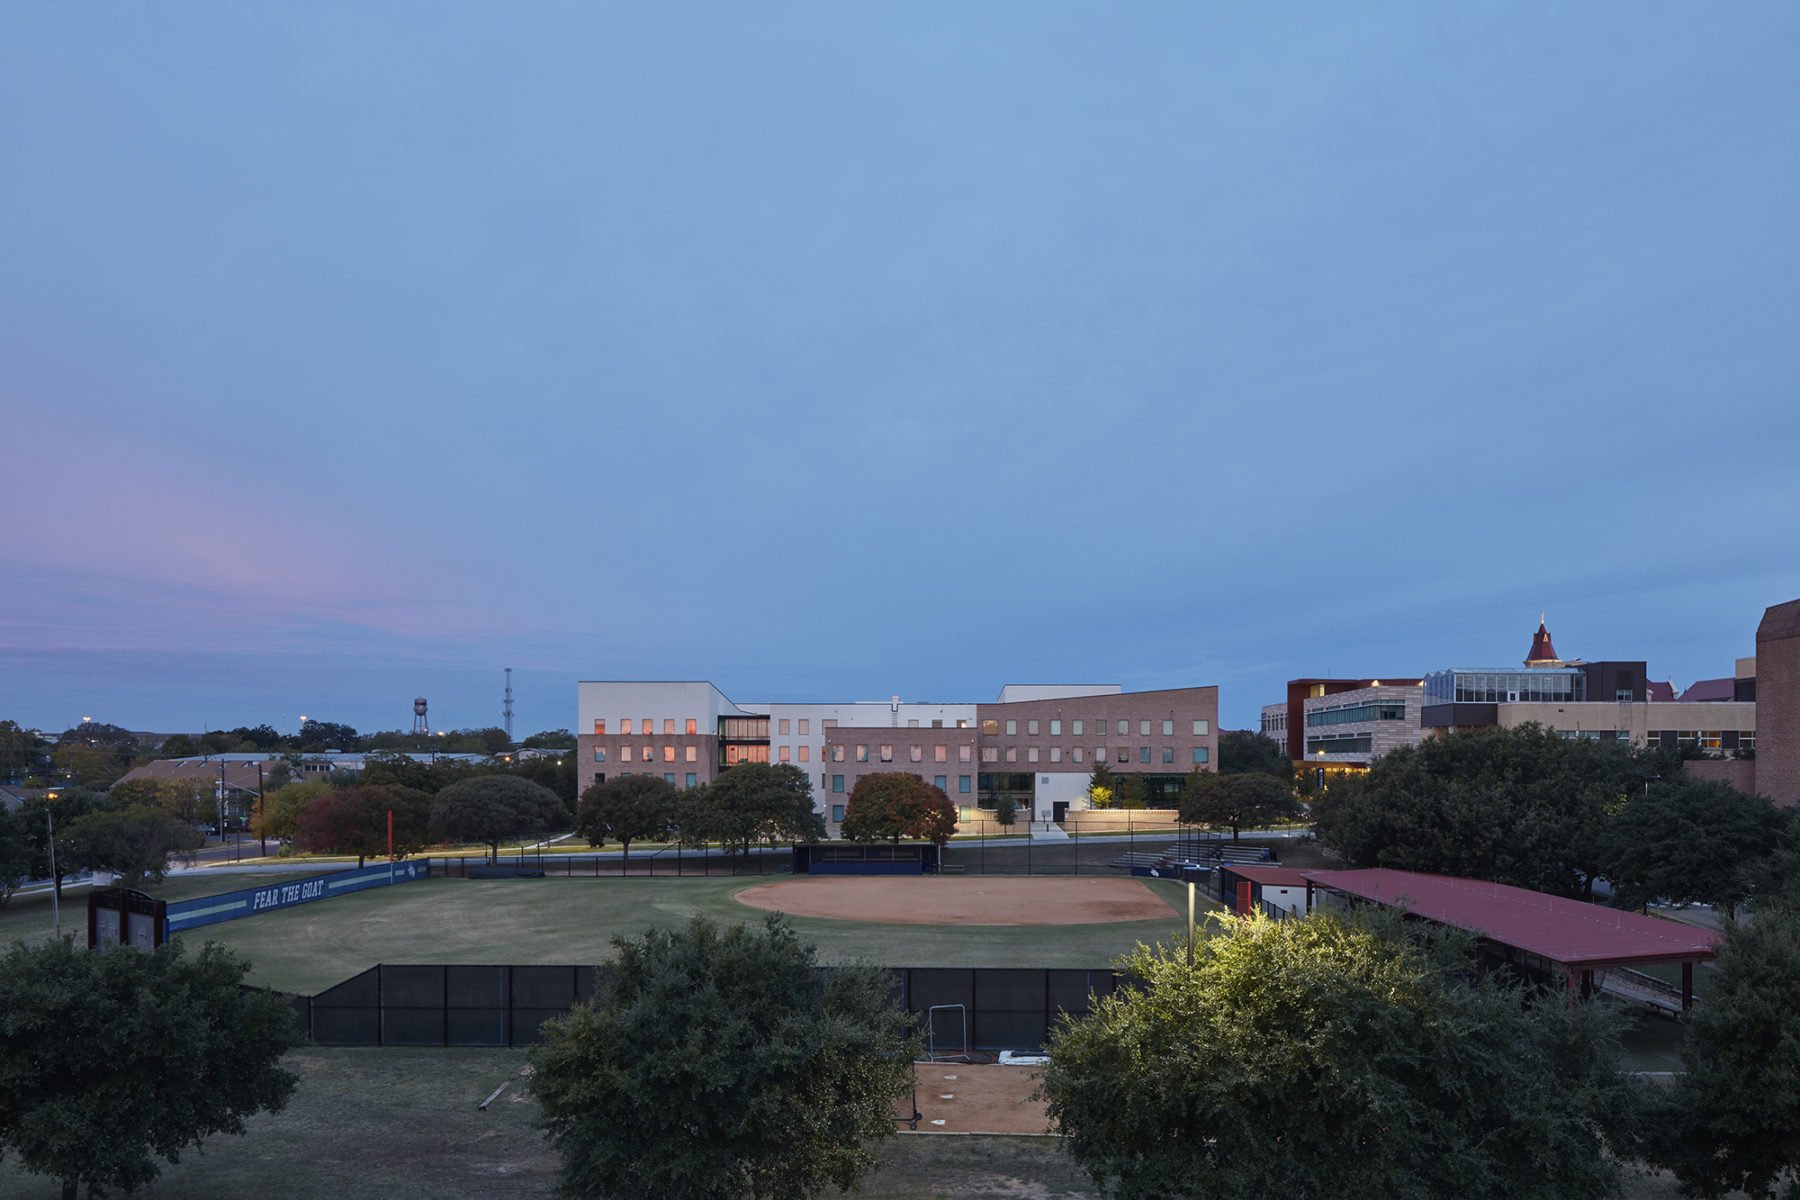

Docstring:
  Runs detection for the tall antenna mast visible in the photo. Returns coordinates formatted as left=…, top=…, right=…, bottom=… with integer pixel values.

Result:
left=503, top=668, right=514, bottom=742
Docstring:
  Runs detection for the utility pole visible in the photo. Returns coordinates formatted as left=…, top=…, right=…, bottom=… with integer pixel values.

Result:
left=503, top=668, right=514, bottom=743
left=257, top=762, right=267, bottom=856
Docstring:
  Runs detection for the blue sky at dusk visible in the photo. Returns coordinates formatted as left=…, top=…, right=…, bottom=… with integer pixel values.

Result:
left=4, top=4, right=1798, bottom=738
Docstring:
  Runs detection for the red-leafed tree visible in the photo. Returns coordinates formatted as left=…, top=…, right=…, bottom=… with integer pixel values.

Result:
left=840, top=773, right=957, bottom=846
left=294, top=784, right=430, bottom=866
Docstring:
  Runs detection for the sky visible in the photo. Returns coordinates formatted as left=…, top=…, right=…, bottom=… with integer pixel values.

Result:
left=4, top=4, right=1798, bottom=739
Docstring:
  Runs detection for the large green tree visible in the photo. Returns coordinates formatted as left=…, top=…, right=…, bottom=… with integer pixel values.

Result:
left=1217, top=729, right=1293, bottom=779
left=0, top=804, right=31, bottom=908
left=1086, top=762, right=1118, bottom=809
left=521, top=728, right=577, bottom=750
left=1179, top=769, right=1301, bottom=839
left=249, top=780, right=329, bottom=845
left=691, top=763, right=823, bottom=856
left=0, top=719, right=47, bottom=782
left=294, top=784, right=431, bottom=867
left=1041, top=910, right=1639, bottom=1200
left=1309, top=723, right=1642, bottom=899
left=52, top=721, right=142, bottom=790
left=577, top=775, right=677, bottom=869
left=0, top=938, right=299, bottom=1200
left=841, top=773, right=957, bottom=845
left=1639, top=903, right=1800, bottom=1198
left=17, top=787, right=108, bottom=898
left=428, top=775, right=566, bottom=860
left=530, top=915, right=914, bottom=1200
left=1599, top=778, right=1792, bottom=916
left=63, top=805, right=204, bottom=887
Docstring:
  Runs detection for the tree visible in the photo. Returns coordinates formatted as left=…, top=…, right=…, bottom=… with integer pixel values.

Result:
left=1309, top=724, right=1641, bottom=899
left=1117, top=773, right=1148, bottom=810
left=1087, top=762, right=1118, bottom=810
left=530, top=915, right=914, bottom=1200
left=1041, top=910, right=1639, bottom=1200
left=841, top=773, right=957, bottom=845
left=698, top=763, right=824, bottom=856
left=1180, top=770, right=1301, bottom=839
left=0, top=804, right=31, bottom=908
left=227, top=723, right=287, bottom=751
left=52, top=721, right=142, bottom=790
left=295, top=785, right=431, bottom=867
left=522, top=728, right=577, bottom=750
left=0, top=937, right=299, bottom=1200
left=508, top=752, right=578, bottom=812
left=295, top=719, right=360, bottom=752
left=993, top=792, right=1018, bottom=830
left=17, top=787, right=108, bottom=898
left=577, top=775, right=676, bottom=869
left=0, top=719, right=45, bottom=783
left=157, top=733, right=199, bottom=758
left=1640, top=903, right=1800, bottom=1198
left=250, top=780, right=329, bottom=845
left=1599, top=778, right=1792, bottom=916
left=429, top=775, right=566, bottom=860
left=1217, top=729, right=1293, bottom=779
left=63, top=805, right=204, bottom=887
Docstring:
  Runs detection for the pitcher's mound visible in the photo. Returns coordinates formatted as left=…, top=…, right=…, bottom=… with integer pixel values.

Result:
left=735, top=877, right=1178, bottom=926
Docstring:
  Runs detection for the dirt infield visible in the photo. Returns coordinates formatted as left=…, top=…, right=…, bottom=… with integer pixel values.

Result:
left=904, top=1062, right=1052, bottom=1134
left=734, top=877, right=1178, bottom=926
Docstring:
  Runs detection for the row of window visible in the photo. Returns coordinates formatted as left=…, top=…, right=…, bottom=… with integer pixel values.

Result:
left=592, top=772, right=701, bottom=788
left=980, top=717, right=1210, bottom=738
left=1306, top=735, right=1374, bottom=755
left=980, top=746, right=1210, bottom=765
left=1306, top=702, right=1407, bottom=727
left=594, top=718, right=700, bottom=736
left=1424, top=670, right=1585, bottom=705
left=596, top=745, right=703, bottom=763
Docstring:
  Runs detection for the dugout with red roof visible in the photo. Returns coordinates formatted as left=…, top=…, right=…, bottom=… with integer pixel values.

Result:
left=1300, top=868, right=1719, bottom=1009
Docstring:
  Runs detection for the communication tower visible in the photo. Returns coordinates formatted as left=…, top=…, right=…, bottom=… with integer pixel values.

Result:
left=503, top=668, right=514, bottom=742
left=412, top=697, right=429, bottom=736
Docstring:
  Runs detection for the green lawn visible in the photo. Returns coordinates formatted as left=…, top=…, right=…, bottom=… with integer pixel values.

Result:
left=171, top=875, right=1206, bottom=995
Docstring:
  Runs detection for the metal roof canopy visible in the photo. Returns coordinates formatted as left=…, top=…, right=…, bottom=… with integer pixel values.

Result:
left=1301, top=869, right=1719, bottom=971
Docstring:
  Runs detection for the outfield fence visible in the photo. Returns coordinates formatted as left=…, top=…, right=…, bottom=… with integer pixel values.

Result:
left=274, top=963, right=1123, bottom=1051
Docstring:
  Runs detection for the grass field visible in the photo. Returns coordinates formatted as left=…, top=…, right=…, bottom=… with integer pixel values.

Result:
left=0, top=1046, right=1714, bottom=1199
left=0, top=870, right=331, bottom=950
left=170, top=874, right=1207, bottom=995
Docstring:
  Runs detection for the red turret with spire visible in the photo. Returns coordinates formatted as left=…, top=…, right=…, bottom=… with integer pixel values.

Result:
left=1526, top=613, right=1559, bottom=665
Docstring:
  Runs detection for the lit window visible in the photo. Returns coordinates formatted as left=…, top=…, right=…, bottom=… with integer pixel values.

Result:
left=1701, top=731, right=1722, bottom=749
left=594, top=748, right=606, bottom=762
left=1006, top=747, right=1018, bottom=763
left=934, top=745, right=947, bottom=762
left=664, top=746, right=675, bottom=762
left=779, top=719, right=791, bottom=735
left=1193, top=747, right=1209, bottom=764
left=642, top=745, right=652, bottom=762
left=643, top=719, right=652, bottom=737
left=1192, top=720, right=1209, bottom=736
left=686, top=746, right=697, bottom=762
left=832, top=775, right=844, bottom=793
left=934, top=775, right=947, bottom=790
left=1028, top=748, right=1039, bottom=763
left=1006, top=720, right=1017, bottom=735
left=1050, top=747, right=1062, bottom=763
left=909, top=745, right=922, bottom=763
left=1162, top=720, right=1173, bottom=735
left=959, top=776, right=971, bottom=793
left=832, top=745, right=845, bottom=762
left=1162, top=747, right=1174, bottom=763
left=779, top=746, right=790, bottom=762
left=621, top=746, right=633, bottom=762
left=959, top=746, right=971, bottom=762
left=798, top=746, right=810, bottom=762
left=621, top=719, right=632, bottom=735
left=857, top=745, right=868, bottom=762
left=664, top=719, right=675, bottom=735
left=687, top=719, right=698, bottom=735
left=1742, top=731, right=1757, bottom=750
left=881, top=745, right=894, bottom=762
left=798, top=719, right=809, bottom=735
left=595, top=720, right=606, bottom=735
left=982, top=720, right=999, bottom=735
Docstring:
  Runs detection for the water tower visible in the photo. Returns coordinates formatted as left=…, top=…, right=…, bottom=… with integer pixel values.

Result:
left=412, top=697, right=429, bottom=736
